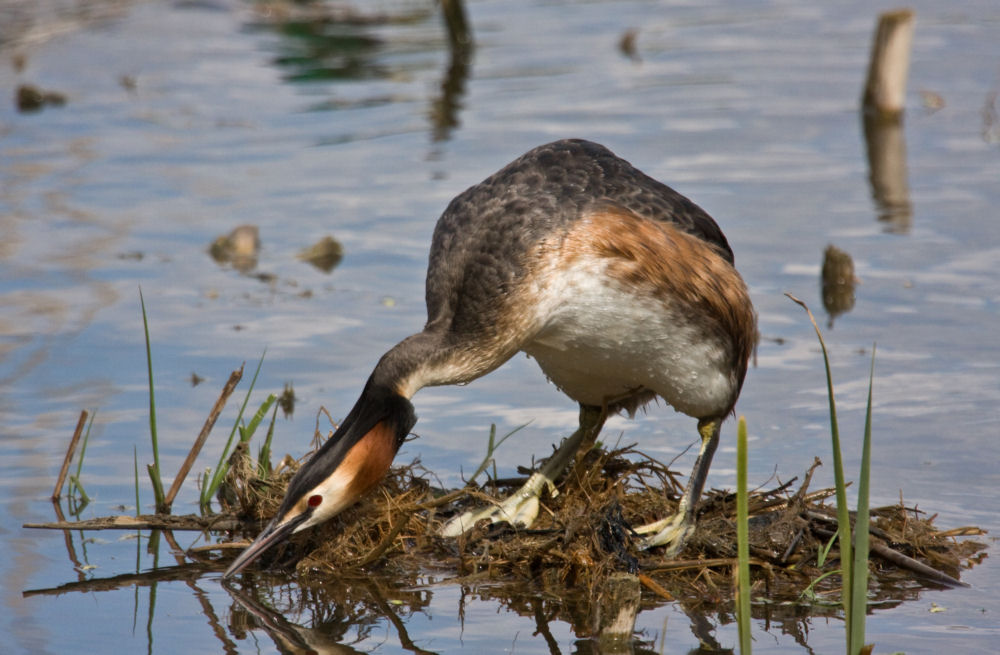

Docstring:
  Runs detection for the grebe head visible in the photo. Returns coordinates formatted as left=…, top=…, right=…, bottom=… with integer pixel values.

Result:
left=223, top=381, right=414, bottom=578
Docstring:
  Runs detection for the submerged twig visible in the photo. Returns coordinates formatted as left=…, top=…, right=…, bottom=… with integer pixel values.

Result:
left=811, top=525, right=968, bottom=588
left=24, top=514, right=241, bottom=532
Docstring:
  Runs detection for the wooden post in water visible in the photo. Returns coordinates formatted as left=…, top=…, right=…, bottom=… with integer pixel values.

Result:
left=862, top=9, right=915, bottom=119
left=594, top=572, right=640, bottom=653
left=862, top=10, right=915, bottom=231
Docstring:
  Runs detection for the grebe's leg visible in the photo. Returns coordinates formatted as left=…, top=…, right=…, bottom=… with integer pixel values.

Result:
left=633, top=417, right=721, bottom=555
left=440, top=404, right=606, bottom=537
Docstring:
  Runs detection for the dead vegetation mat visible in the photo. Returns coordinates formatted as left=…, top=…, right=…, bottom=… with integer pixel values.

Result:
left=210, top=442, right=987, bottom=609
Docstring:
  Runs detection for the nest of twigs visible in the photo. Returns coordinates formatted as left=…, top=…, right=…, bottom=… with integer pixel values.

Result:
left=217, top=439, right=987, bottom=611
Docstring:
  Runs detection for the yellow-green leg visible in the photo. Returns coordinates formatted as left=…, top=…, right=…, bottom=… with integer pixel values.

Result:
left=440, top=404, right=606, bottom=537
left=634, top=417, right=721, bottom=555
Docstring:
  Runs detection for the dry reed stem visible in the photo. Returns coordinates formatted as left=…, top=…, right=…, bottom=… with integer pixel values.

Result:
left=52, top=410, right=88, bottom=501
left=164, top=366, right=244, bottom=511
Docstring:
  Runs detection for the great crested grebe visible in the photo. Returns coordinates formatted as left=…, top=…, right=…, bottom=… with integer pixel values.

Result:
left=223, top=139, right=756, bottom=578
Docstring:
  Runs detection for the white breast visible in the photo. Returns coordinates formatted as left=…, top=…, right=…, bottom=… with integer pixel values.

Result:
left=521, top=255, right=735, bottom=419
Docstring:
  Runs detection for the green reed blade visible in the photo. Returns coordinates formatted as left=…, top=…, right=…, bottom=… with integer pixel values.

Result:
left=849, top=346, right=876, bottom=655
left=736, top=416, right=752, bottom=654
left=139, top=288, right=166, bottom=513
left=787, top=293, right=852, bottom=637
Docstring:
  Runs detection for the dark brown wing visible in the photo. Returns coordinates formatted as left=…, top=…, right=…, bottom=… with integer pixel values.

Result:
left=424, top=139, right=734, bottom=334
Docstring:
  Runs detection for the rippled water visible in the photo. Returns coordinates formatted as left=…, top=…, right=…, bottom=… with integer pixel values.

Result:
left=2, top=0, right=998, bottom=652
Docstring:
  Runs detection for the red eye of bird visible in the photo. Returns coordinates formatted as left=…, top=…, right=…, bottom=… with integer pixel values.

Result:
left=308, top=494, right=323, bottom=508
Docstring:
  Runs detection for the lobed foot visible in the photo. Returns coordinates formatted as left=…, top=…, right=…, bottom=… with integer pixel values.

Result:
left=440, top=405, right=607, bottom=539
left=633, top=511, right=695, bottom=556
left=439, top=472, right=555, bottom=537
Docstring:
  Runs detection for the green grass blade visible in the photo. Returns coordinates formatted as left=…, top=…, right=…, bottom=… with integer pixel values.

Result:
left=787, top=293, right=852, bottom=640
left=467, top=422, right=530, bottom=485
left=849, top=345, right=876, bottom=655
left=134, top=446, right=141, bottom=518
left=242, top=393, right=277, bottom=442
left=798, top=568, right=842, bottom=603
left=257, top=402, right=280, bottom=479
left=69, top=475, right=89, bottom=502
left=70, top=410, right=96, bottom=499
left=817, top=531, right=838, bottom=567
left=736, top=416, right=752, bottom=655
left=139, top=288, right=166, bottom=513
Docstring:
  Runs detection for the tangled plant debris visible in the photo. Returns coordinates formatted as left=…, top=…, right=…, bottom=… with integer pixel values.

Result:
left=26, top=407, right=987, bottom=646
left=203, top=430, right=986, bottom=610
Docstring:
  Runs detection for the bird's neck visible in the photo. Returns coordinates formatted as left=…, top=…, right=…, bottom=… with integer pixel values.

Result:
left=372, top=330, right=460, bottom=399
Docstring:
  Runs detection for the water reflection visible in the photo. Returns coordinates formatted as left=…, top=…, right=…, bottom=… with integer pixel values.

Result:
left=20, top=511, right=955, bottom=655
left=862, top=113, right=912, bottom=232
left=227, top=577, right=434, bottom=655
left=430, top=0, right=473, bottom=142
left=249, top=0, right=472, bottom=142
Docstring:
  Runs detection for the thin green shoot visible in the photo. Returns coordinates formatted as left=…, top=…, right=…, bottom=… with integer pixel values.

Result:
left=67, top=474, right=90, bottom=510
left=257, top=402, right=280, bottom=479
left=133, top=512, right=141, bottom=632
left=787, top=293, right=853, bottom=628
left=735, top=415, right=752, bottom=655
left=849, top=346, right=876, bottom=655
left=139, top=287, right=166, bottom=513
left=817, top=531, right=838, bottom=567
left=239, top=393, right=277, bottom=444
left=200, top=350, right=268, bottom=508
left=67, top=411, right=96, bottom=512
left=466, top=422, right=530, bottom=486
left=69, top=410, right=95, bottom=496
left=134, top=446, right=141, bottom=518
left=798, top=569, right=842, bottom=603
left=788, top=293, right=877, bottom=655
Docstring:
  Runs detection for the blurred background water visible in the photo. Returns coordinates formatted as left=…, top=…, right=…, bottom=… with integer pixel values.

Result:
left=1, top=0, right=998, bottom=652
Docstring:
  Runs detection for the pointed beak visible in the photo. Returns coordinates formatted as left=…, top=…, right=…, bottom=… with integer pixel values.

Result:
left=223, top=511, right=310, bottom=579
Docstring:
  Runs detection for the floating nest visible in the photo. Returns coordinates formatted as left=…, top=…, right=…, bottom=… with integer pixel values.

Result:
left=212, top=436, right=987, bottom=616
left=28, top=418, right=988, bottom=644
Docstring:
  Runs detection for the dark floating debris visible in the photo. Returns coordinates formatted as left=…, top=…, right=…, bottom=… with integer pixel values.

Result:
left=278, top=382, right=296, bottom=418
left=298, top=236, right=343, bottom=273
left=618, top=28, right=640, bottom=62
left=16, top=84, right=67, bottom=113
left=209, top=224, right=260, bottom=273
left=821, top=244, right=857, bottom=326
